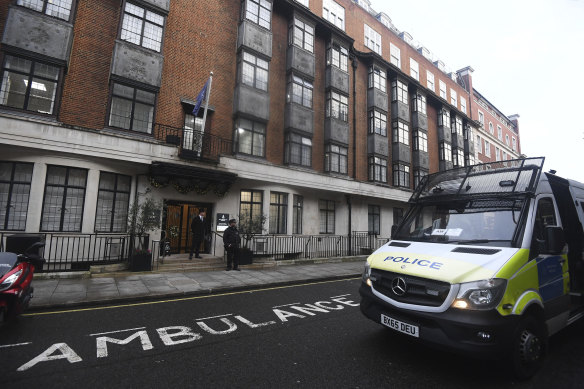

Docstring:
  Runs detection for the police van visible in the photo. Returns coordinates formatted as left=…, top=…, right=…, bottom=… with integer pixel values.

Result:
left=359, top=157, right=584, bottom=378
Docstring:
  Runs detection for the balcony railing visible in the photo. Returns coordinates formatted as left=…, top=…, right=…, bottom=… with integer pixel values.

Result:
left=154, top=123, right=232, bottom=162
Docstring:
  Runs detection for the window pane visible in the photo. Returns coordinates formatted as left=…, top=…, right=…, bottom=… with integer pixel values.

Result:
left=41, top=186, right=64, bottom=231
left=27, top=77, right=57, bottom=114
left=45, top=0, right=73, bottom=20
left=109, top=97, right=132, bottom=129
left=0, top=71, right=27, bottom=109
left=121, top=14, right=143, bottom=45
left=17, top=0, right=43, bottom=12
left=132, top=102, right=154, bottom=133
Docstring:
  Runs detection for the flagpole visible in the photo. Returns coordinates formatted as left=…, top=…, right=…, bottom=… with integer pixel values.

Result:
left=201, top=71, right=213, bottom=135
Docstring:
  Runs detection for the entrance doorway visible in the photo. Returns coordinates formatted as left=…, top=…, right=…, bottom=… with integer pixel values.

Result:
left=163, top=201, right=213, bottom=254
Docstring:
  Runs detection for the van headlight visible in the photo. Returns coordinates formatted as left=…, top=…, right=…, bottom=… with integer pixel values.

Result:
left=362, top=262, right=371, bottom=285
left=452, top=279, right=507, bottom=310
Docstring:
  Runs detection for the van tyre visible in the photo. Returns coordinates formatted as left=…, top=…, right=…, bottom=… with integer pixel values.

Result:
left=511, top=315, right=546, bottom=380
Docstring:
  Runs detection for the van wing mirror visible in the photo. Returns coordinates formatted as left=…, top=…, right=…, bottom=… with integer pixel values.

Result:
left=544, top=226, right=565, bottom=255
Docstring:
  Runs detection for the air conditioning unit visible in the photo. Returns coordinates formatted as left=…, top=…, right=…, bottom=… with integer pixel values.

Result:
left=254, top=240, right=267, bottom=254
left=107, top=242, right=121, bottom=258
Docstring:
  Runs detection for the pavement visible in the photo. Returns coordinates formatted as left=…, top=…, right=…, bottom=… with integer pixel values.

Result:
left=29, top=255, right=367, bottom=310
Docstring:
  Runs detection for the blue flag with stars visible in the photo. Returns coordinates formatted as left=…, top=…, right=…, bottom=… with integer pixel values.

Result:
left=192, top=78, right=209, bottom=116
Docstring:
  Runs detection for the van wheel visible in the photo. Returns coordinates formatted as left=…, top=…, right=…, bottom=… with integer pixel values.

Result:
left=511, top=315, right=546, bottom=380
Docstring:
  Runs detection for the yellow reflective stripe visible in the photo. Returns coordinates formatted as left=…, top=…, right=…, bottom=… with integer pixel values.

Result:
left=496, top=249, right=539, bottom=316
left=511, top=290, right=543, bottom=315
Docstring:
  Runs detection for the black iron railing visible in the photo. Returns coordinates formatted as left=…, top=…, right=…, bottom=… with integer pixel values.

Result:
left=154, top=123, right=232, bottom=162
left=248, top=232, right=388, bottom=260
left=0, top=232, right=155, bottom=272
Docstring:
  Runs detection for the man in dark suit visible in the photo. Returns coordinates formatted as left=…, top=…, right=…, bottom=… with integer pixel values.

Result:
left=189, top=210, right=209, bottom=259
left=223, top=218, right=241, bottom=271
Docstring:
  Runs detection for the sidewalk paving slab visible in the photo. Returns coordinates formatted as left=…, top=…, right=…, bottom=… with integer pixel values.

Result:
left=28, top=256, right=367, bottom=311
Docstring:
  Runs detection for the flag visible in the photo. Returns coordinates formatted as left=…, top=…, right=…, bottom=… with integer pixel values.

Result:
left=192, top=78, right=209, bottom=116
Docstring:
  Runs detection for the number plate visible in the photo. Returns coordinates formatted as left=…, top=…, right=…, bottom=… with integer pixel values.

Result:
left=381, top=314, right=419, bottom=338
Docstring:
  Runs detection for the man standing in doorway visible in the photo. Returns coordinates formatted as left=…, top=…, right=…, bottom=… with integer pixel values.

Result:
left=223, top=218, right=241, bottom=271
left=190, top=210, right=209, bottom=259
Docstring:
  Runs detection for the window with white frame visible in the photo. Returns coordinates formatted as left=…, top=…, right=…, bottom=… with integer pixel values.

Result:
left=240, top=190, right=263, bottom=233
left=285, top=133, right=312, bottom=167
left=413, top=130, right=427, bottom=152
left=368, top=66, right=386, bottom=92
left=325, top=144, right=348, bottom=174
left=478, top=110, right=484, bottom=127
left=120, top=2, right=165, bottom=52
left=368, top=156, right=387, bottom=183
left=451, top=116, right=463, bottom=136
left=326, top=91, right=348, bottom=122
left=450, top=88, right=457, bottom=106
left=439, top=142, right=452, bottom=162
left=438, top=109, right=450, bottom=127
left=427, top=70, right=435, bottom=91
left=485, top=140, right=491, bottom=157
left=489, top=122, right=494, bottom=134
left=391, top=79, right=408, bottom=104
left=390, top=43, right=401, bottom=68
left=512, top=137, right=517, bottom=151
left=327, top=43, right=348, bottom=72
left=497, top=125, right=502, bottom=140
left=17, top=0, right=73, bottom=21
left=290, top=17, right=314, bottom=52
left=476, top=134, right=482, bottom=153
left=393, top=163, right=410, bottom=188
left=364, top=24, right=381, bottom=55
left=392, top=120, right=409, bottom=145
left=439, top=80, right=446, bottom=99
left=460, top=97, right=466, bottom=114
left=503, top=151, right=507, bottom=161
left=413, top=93, right=426, bottom=115
left=235, top=118, right=265, bottom=157
left=495, top=147, right=500, bottom=161
left=287, top=74, right=313, bottom=107
left=244, top=0, right=271, bottom=29
left=323, top=0, right=344, bottom=30
left=369, top=109, right=387, bottom=136
left=240, top=51, right=268, bottom=91
left=506, top=134, right=510, bottom=146
left=410, top=58, right=419, bottom=81
left=453, top=148, right=464, bottom=167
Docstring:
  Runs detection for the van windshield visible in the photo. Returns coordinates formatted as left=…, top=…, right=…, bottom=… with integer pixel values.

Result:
left=394, top=198, right=525, bottom=246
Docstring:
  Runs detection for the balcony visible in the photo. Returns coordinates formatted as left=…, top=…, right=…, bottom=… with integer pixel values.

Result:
left=154, top=124, right=232, bottom=163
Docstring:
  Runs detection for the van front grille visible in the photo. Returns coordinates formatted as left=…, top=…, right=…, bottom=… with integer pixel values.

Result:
left=371, top=269, right=451, bottom=307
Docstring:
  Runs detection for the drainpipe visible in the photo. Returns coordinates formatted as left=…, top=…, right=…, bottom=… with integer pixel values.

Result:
left=346, top=195, right=352, bottom=255
left=351, top=56, right=358, bottom=179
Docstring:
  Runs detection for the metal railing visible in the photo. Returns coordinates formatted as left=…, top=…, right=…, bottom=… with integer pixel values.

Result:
left=247, top=232, right=388, bottom=260
left=0, top=232, right=155, bottom=272
left=154, top=123, right=232, bottom=162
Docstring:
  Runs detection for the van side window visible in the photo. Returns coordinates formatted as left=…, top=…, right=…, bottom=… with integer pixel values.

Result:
left=530, top=197, right=557, bottom=259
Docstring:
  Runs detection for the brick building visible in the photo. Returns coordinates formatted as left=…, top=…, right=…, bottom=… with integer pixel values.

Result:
left=0, top=0, right=522, bottom=265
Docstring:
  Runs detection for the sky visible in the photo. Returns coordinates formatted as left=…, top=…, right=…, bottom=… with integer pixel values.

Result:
left=368, top=0, right=584, bottom=182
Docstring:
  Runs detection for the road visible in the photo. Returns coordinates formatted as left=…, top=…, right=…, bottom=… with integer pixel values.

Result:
left=1, top=278, right=583, bottom=388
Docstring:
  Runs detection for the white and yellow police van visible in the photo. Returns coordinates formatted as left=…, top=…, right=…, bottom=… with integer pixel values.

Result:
left=359, top=157, right=584, bottom=379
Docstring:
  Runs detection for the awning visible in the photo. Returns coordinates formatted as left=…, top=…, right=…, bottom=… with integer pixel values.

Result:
left=149, top=162, right=237, bottom=197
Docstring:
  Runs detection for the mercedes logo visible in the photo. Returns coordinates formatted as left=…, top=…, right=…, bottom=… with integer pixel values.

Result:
left=391, top=277, right=407, bottom=296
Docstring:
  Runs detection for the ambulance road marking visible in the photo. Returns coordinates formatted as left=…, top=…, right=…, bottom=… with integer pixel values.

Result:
left=272, top=303, right=301, bottom=308
left=195, top=314, right=234, bottom=321
left=89, top=327, right=147, bottom=337
left=22, top=277, right=360, bottom=317
left=0, top=342, right=32, bottom=348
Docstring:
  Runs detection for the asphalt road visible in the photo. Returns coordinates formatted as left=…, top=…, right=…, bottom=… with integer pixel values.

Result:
left=1, top=278, right=583, bottom=388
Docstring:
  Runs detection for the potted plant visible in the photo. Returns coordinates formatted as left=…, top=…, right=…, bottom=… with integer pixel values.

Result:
left=127, top=196, right=161, bottom=271
left=237, top=212, right=267, bottom=265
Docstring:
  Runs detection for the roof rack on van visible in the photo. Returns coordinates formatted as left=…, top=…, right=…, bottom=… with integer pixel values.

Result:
left=411, top=157, right=545, bottom=203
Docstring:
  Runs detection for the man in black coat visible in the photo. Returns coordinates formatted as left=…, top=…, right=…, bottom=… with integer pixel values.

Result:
left=223, top=218, right=241, bottom=271
left=189, top=210, right=209, bottom=259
